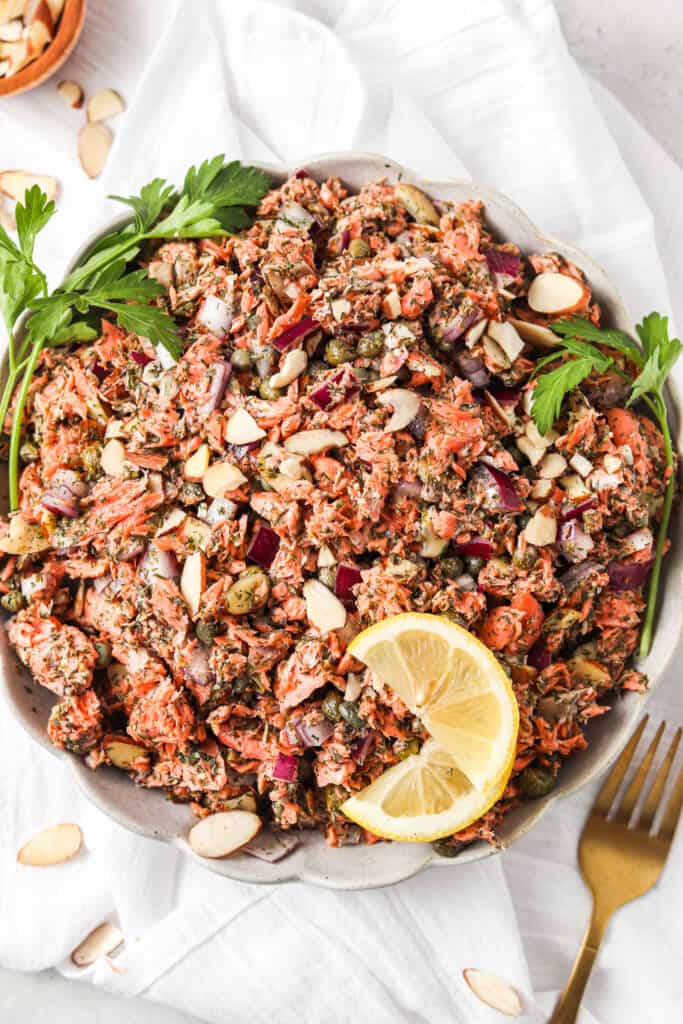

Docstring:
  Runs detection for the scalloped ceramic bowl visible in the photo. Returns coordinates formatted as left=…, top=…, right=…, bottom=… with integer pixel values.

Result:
left=1, top=153, right=680, bottom=889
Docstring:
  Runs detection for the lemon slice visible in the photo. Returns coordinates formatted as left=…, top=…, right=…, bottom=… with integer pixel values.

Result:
left=341, top=613, right=519, bottom=842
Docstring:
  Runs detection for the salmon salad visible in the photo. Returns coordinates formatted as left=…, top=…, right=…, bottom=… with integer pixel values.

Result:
left=0, top=171, right=669, bottom=856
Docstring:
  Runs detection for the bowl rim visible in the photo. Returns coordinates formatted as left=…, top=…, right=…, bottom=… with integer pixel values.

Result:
left=0, top=0, right=87, bottom=99
left=0, top=150, right=676, bottom=888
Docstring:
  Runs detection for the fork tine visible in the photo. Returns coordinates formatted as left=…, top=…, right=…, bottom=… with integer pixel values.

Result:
left=592, top=716, right=648, bottom=817
left=640, top=727, right=682, bottom=833
left=657, top=758, right=683, bottom=842
left=615, top=721, right=665, bottom=825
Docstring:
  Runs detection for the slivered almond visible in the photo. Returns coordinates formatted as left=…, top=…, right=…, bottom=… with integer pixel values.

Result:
left=87, top=88, right=125, bottom=123
left=527, top=272, right=589, bottom=315
left=463, top=969, right=522, bottom=1017
left=538, top=452, right=567, bottom=479
left=189, top=810, right=261, bottom=859
left=202, top=459, right=247, bottom=497
left=523, top=507, right=557, bottom=546
left=377, top=388, right=420, bottom=433
left=269, top=348, right=307, bottom=389
left=0, top=18, right=21, bottom=40
left=516, top=435, right=545, bottom=467
left=0, top=0, right=26, bottom=23
left=508, top=317, right=558, bottom=350
left=531, top=478, right=553, bottom=500
left=71, top=922, right=124, bottom=967
left=284, top=429, right=348, bottom=457
left=17, top=823, right=82, bottom=866
left=560, top=473, right=591, bottom=499
left=184, top=442, right=210, bottom=481
left=57, top=78, right=83, bottom=108
left=27, top=0, right=52, bottom=30
left=486, top=320, right=524, bottom=363
left=225, top=407, right=266, bottom=445
left=25, top=16, right=51, bottom=60
left=395, top=182, right=439, bottom=226
left=180, top=551, right=205, bottom=617
left=482, top=335, right=510, bottom=370
left=303, top=578, right=347, bottom=634
left=0, top=169, right=57, bottom=202
left=78, top=122, right=112, bottom=180
left=317, top=544, right=336, bottom=568
left=0, top=58, right=9, bottom=76
left=100, top=438, right=126, bottom=476
left=104, top=736, right=149, bottom=770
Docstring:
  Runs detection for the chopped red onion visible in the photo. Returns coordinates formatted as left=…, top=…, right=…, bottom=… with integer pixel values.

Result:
left=487, top=384, right=520, bottom=411
left=201, top=361, right=231, bottom=416
left=41, top=486, right=80, bottom=518
left=340, top=228, right=351, bottom=251
left=294, top=718, right=334, bottom=748
left=608, top=559, right=653, bottom=591
left=277, top=203, right=315, bottom=232
left=271, top=753, right=299, bottom=782
left=53, top=470, right=90, bottom=499
left=442, top=309, right=481, bottom=344
left=483, top=249, right=522, bottom=280
left=91, top=361, right=107, bottom=382
left=247, top=525, right=280, bottom=569
left=93, top=575, right=112, bottom=594
left=244, top=830, right=301, bottom=862
left=204, top=497, right=237, bottom=525
left=454, top=537, right=494, bottom=560
left=352, top=734, right=373, bottom=765
left=472, top=462, right=522, bottom=511
left=271, top=316, right=319, bottom=352
left=392, top=479, right=423, bottom=501
left=621, top=528, right=653, bottom=558
left=139, top=544, right=180, bottom=580
left=230, top=441, right=261, bottom=458
left=185, top=644, right=213, bottom=687
left=253, top=347, right=276, bottom=379
left=310, top=367, right=359, bottom=410
left=558, top=521, right=595, bottom=563
left=131, top=350, right=153, bottom=367
left=455, top=349, right=490, bottom=389
left=559, top=561, right=603, bottom=591
left=528, top=645, right=552, bottom=670
left=559, top=495, right=598, bottom=522
left=121, top=539, right=147, bottom=562
left=335, top=564, right=362, bottom=605
left=197, top=294, right=233, bottom=336
left=294, top=168, right=309, bottom=180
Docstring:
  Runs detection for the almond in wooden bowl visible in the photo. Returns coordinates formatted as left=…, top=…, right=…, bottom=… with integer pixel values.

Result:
left=0, top=0, right=85, bottom=98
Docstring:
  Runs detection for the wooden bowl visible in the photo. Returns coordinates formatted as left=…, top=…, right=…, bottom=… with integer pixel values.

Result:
left=0, top=0, right=86, bottom=98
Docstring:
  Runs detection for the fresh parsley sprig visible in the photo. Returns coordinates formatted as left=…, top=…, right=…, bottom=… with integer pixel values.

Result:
left=0, top=155, right=270, bottom=512
left=531, top=313, right=681, bottom=657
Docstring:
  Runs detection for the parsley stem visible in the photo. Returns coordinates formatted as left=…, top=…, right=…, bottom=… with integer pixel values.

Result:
left=639, top=393, right=674, bottom=658
left=8, top=339, right=44, bottom=512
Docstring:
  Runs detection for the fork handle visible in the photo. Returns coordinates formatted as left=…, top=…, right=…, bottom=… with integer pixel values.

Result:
left=549, top=908, right=609, bottom=1024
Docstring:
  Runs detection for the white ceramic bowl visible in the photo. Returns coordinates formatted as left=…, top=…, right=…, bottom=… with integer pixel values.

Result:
left=1, top=153, right=680, bottom=889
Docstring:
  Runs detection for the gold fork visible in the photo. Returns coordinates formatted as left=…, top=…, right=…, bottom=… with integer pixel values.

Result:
left=550, top=716, right=683, bottom=1024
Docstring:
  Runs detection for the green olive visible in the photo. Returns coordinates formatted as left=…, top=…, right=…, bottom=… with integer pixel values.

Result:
left=321, top=689, right=342, bottom=722
left=519, top=764, right=556, bottom=798
left=1, top=590, right=25, bottom=613
left=225, top=567, right=270, bottom=615
left=465, top=555, right=485, bottom=576
left=440, top=555, right=465, bottom=580
left=513, top=545, right=538, bottom=570
left=431, top=838, right=462, bottom=858
left=398, top=738, right=420, bottom=760
left=19, top=441, right=39, bottom=463
left=318, top=566, right=337, bottom=590
left=196, top=620, right=217, bottom=645
left=357, top=332, right=384, bottom=359
left=81, top=443, right=103, bottom=479
left=94, top=640, right=112, bottom=669
left=324, top=339, right=355, bottom=366
left=258, top=380, right=281, bottom=401
left=348, top=238, right=371, bottom=258
left=231, top=349, right=253, bottom=371
left=339, top=701, right=364, bottom=730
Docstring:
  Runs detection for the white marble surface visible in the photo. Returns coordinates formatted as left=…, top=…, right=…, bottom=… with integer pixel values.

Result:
left=1, top=2, right=682, bottom=1022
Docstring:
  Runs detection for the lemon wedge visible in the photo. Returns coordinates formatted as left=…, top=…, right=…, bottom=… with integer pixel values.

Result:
left=341, top=613, right=519, bottom=842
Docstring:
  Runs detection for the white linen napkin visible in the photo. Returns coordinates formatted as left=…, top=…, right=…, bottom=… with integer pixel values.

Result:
left=1, top=2, right=682, bottom=1021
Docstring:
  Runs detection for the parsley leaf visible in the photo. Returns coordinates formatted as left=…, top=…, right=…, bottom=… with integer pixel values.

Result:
left=551, top=316, right=642, bottom=363
left=109, top=178, right=176, bottom=233
left=86, top=269, right=165, bottom=304
left=15, top=185, right=56, bottom=260
left=102, top=302, right=182, bottom=359
left=531, top=357, right=596, bottom=435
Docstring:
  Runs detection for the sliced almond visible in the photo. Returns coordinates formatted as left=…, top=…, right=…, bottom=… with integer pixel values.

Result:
left=569, top=452, right=593, bottom=478
left=485, top=390, right=515, bottom=426
left=26, top=16, right=51, bottom=61
left=330, top=297, right=351, bottom=322
left=17, top=823, right=82, bottom=866
left=486, top=320, right=524, bottom=364
left=202, top=459, right=247, bottom=498
left=57, top=78, right=83, bottom=108
left=538, top=452, right=567, bottom=479
left=560, top=473, right=592, bottom=499
left=0, top=57, right=9, bottom=76
left=395, top=182, right=440, bottom=226
left=189, top=810, right=261, bottom=859
left=420, top=522, right=449, bottom=558
left=463, top=968, right=522, bottom=1017
left=303, top=578, right=347, bottom=635
left=0, top=38, right=30, bottom=74
left=104, top=736, right=149, bottom=770
left=508, top=317, right=558, bottom=350
left=482, top=335, right=510, bottom=370
left=0, top=0, right=26, bottom=24
left=184, top=442, right=210, bottom=481
left=317, top=544, right=336, bottom=568
left=523, top=507, right=557, bottom=546
left=71, top=922, right=123, bottom=968
left=383, top=288, right=402, bottom=319
left=269, top=348, right=307, bottom=389
left=284, top=429, right=348, bottom=457
left=104, top=418, right=126, bottom=439
left=225, top=407, right=266, bottom=445
left=516, top=435, right=545, bottom=467
left=603, top=453, right=622, bottom=473
left=100, top=438, right=127, bottom=476
left=179, top=516, right=211, bottom=552
left=465, top=318, right=488, bottom=345
left=147, top=259, right=173, bottom=288
left=0, top=18, right=21, bottom=40
left=377, top=388, right=420, bottom=433
left=525, top=419, right=557, bottom=448
left=78, top=122, right=113, bottom=180
left=45, top=0, right=63, bottom=19
left=531, top=478, right=553, bottom=500
left=527, top=272, right=589, bottom=315
left=86, top=88, right=125, bottom=123
left=26, top=0, right=52, bottom=30
left=0, top=514, right=51, bottom=554
left=180, top=551, right=205, bottom=617
left=279, top=455, right=310, bottom=481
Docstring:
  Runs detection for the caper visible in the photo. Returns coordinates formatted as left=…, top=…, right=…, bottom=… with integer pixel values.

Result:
left=431, top=838, right=462, bottom=858
left=81, top=443, right=102, bottom=479
left=324, top=339, right=355, bottom=366
left=196, top=620, right=217, bottom=645
left=357, top=332, right=384, bottom=359
left=225, top=567, right=271, bottom=615
left=94, top=640, right=112, bottom=668
left=321, top=689, right=342, bottom=722
left=348, top=238, right=371, bottom=259
left=513, top=544, right=538, bottom=571
left=19, top=441, right=39, bottom=463
left=440, top=555, right=465, bottom=580
left=398, top=738, right=420, bottom=760
left=258, top=380, right=281, bottom=401
left=0, top=590, right=25, bottom=613
left=465, top=555, right=485, bottom=576
left=325, top=785, right=345, bottom=813
left=339, top=701, right=364, bottom=730
left=519, top=764, right=556, bottom=798
left=318, top=566, right=337, bottom=590
left=231, top=348, right=253, bottom=371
